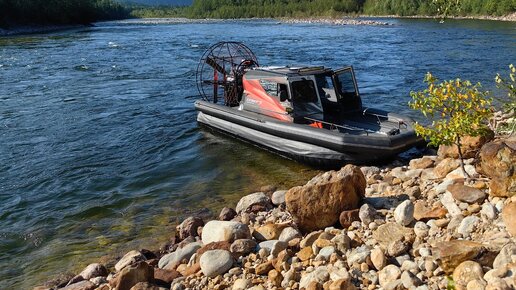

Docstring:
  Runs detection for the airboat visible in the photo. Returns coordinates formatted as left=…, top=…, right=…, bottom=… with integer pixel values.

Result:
left=194, top=42, right=423, bottom=166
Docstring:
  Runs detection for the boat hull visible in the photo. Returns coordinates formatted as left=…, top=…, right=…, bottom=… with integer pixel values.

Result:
left=195, top=100, right=424, bottom=167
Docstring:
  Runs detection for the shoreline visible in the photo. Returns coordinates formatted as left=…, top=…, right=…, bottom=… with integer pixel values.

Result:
left=0, top=24, right=89, bottom=37
left=35, top=135, right=516, bottom=290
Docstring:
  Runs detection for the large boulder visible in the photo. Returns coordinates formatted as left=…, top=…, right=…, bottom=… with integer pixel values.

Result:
left=438, top=132, right=494, bottom=159
left=115, top=251, right=146, bottom=272
left=201, top=220, right=251, bottom=244
left=476, top=138, right=516, bottom=197
left=285, top=165, right=366, bottom=233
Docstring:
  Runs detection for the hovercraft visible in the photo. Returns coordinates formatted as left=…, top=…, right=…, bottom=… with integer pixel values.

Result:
left=194, top=42, right=423, bottom=167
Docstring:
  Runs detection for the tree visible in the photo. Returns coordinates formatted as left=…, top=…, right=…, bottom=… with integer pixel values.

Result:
left=409, top=72, right=493, bottom=177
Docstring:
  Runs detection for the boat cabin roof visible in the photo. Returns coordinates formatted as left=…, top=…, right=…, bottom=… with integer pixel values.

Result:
left=246, top=66, right=334, bottom=78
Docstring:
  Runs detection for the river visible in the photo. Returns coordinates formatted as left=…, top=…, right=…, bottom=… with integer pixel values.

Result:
left=0, top=18, right=514, bottom=288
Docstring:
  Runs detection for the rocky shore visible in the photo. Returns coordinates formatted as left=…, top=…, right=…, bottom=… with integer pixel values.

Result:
left=280, top=18, right=391, bottom=26
left=35, top=135, right=515, bottom=290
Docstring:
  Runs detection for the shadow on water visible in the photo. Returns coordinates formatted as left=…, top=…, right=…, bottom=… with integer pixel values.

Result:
left=0, top=18, right=514, bottom=288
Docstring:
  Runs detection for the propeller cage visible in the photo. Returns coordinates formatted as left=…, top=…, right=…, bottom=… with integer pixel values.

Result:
left=196, top=42, right=258, bottom=106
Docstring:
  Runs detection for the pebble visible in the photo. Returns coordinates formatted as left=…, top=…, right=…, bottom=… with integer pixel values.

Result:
left=378, top=265, right=401, bottom=287
left=371, top=247, right=387, bottom=271
left=457, top=215, right=479, bottom=237
left=481, top=203, right=497, bottom=220
left=359, top=203, right=377, bottom=225
left=394, top=200, right=414, bottom=226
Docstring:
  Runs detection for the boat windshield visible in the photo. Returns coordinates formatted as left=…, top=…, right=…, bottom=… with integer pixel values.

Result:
left=334, top=69, right=358, bottom=99
left=290, top=79, right=324, bottom=123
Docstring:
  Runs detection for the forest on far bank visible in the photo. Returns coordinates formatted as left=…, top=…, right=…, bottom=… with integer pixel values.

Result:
left=0, top=0, right=129, bottom=28
left=1, top=0, right=514, bottom=28
left=188, top=0, right=515, bottom=18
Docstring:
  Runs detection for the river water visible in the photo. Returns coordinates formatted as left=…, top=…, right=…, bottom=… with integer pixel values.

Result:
left=0, top=18, right=514, bottom=288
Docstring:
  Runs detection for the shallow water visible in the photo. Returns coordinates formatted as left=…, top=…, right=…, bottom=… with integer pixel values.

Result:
left=0, top=18, right=514, bottom=288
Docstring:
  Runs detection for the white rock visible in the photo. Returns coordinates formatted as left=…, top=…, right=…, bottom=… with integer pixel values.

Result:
left=201, top=220, right=250, bottom=244
left=271, top=190, right=287, bottom=205
left=299, top=266, right=329, bottom=289
left=257, top=240, right=287, bottom=257
left=233, top=278, right=251, bottom=290
left=278, top=227, right=301, bottom=242
left=481, top=203, right=497, bottom=220
left=158, top=242, right=202, bottom=269
left=359, top=203, right=377, bottom=225
left=235, top=192, right=271, bottom=213
left=394, top=200, right=414, bottom=226
left=442, top=191, right=462, bottom=217
left=445, top=165, right=477, bottom=180
left=493, top=243, right=516, bottom=269
left=457, top=215, right=479, bottom=238
left=200, top=250, right=233, bottom=277
left=316, top=246, right=335, bottom=261
left=414, top=221, right=429, bottom=238
left=379, top=265, right=401, bottom=287
left=347, top=245, right=371, bottom=265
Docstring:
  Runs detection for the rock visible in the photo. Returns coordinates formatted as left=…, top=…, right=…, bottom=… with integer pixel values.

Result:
left=359, top=204, right=377, bottom=225
left=378, top=265, right=401, bottom=287
left=401, top=270, right=422, bottom=288
left=372, top=222, right=415, bottom=249
left=476, top=138, right=516, bottom=197
left=78, top=263, right=107, bottom=280
left=154, top=268, right=180, bottom=285
left=286, top=165, right=365, bottom=232
left=199, top=250, right=233, bottom=278
left=230, top=239, right=257, bottom=256
left=432, top=240, right=485, bottom=273
left=60, top=281, right=96, bottom=290
left=236, top=192, right=272, bottom=213
left=115, top=251, right=146, bottom=272
left=501, top=202, right=516, bottom=236
left=176, top=217, right=204, bottom=240
left=219, top=207, right=237, bottom=221
left=481, top=203, right=497, bottom=220
left=446, top=165, right=478, bottom=180
left=434, top=158, right=461, bottom=178
left=268, top=269, right=283, bottom=287
left=278, top=227, right=301, bottom=242
left=438, top=133, right=493, bottom=159
left=158, top=242, right=202, bottom=270
left=110, top=261, right=153, bottom=290
left=271, top=190, right=287, bottom=205
left=442, top=191, right=462, bottom=217
left=257, top=240, right=287, bottom=257
left=361, top=166, right=380, bottom=177
left=493, top=243, right=516, bottom=269
left=394, top=200, right=414, bottom=226
left=339, top=209, right=360, bottom=228
left=232, top=278, right=251, bottom=290
left=414, top=221, right=430, bottom=238
left=457, top=216, right=480, bottom=237
left=329, top=278, right=356, bottom=290
left=409, top=157, right=435, bottom=170
left=347, top=245, right=370, bottom=265
left=201, top=221, right=250, bottom=244
left=467, top=279, right=487, bottom=290
left=255, top=261, right=274, bottom=275
left=298, top=246, right=314, bottom=261
left=414, top=201, right=447, bottom=221
left=485, top=279, right=511, bottom=290
left=388, top=239, right=409, bottom=257
left=448, top=184, right=486, bottom=204
left=299, top=266, right=330, bottom=289
left=371, top=247, right=387, bottom=270
left=253, top=223, right=288, bottom=241
left=300, top=231, right=322, bottom=248
left=129, top=282, right=159, bottom=290
left=331, top=234, right=351, bottom=253
left=316, top=246, right=335, bottom=261
left=452, top=261, right=484, bottom=287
